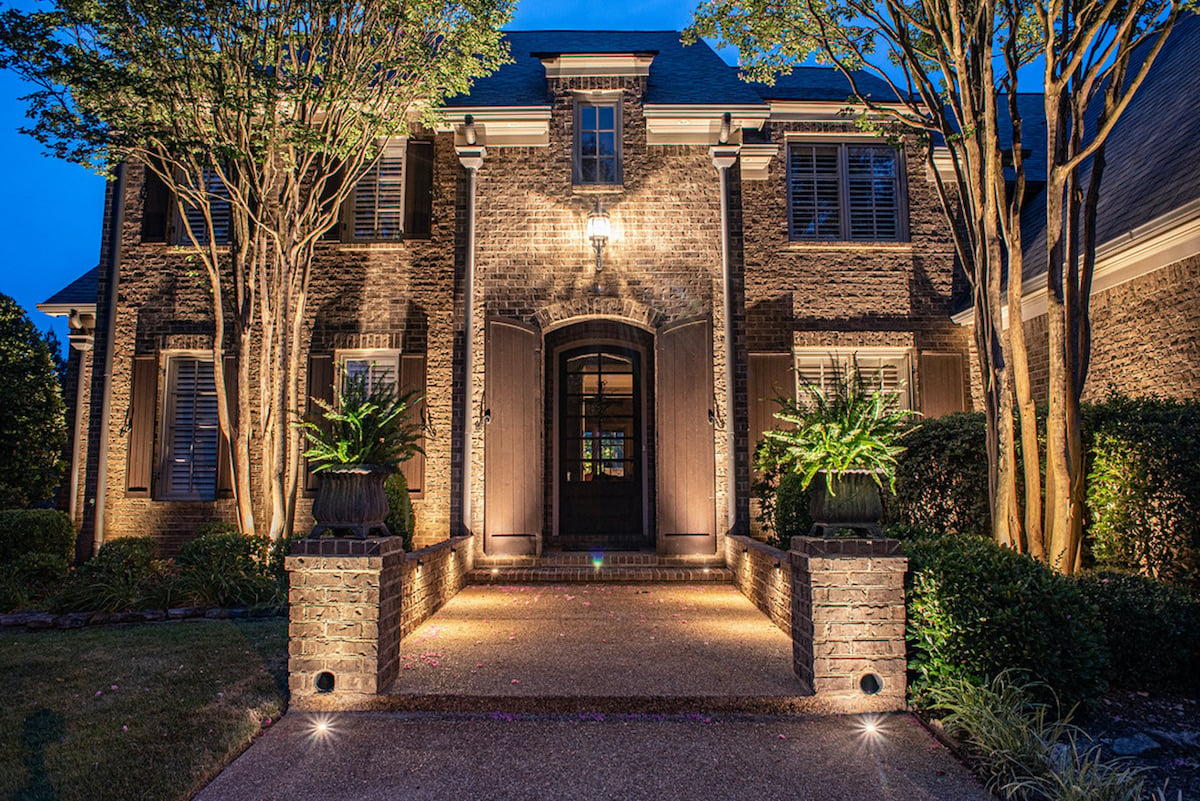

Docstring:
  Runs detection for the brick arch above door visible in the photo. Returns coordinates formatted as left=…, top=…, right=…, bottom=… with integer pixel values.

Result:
left=534, top=297, right=663, bottom=333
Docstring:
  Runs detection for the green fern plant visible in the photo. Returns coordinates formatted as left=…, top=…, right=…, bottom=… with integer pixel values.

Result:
left=760, top=359, right=918, bottom=494
left=299, top=372, right=423, bottom=471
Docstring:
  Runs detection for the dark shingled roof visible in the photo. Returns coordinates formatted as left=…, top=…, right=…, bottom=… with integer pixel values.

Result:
left=41, top=265, right=99, bottom=309
left=747, top=66, right=899, bottom=102
left=997, top=93, right=1049, bottom=184
left=447, top=31, right=765, bottom=107
left=1022, top=12, right=1200, bottom=279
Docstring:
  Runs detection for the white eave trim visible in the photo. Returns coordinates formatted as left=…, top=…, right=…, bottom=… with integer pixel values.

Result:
left=768, top=99, right=909, bottom=121
left=952, top=196, right=1200, bottom=327
left=438, top=106, right=553, bottom=147
left=37, top=301, right=96, bottom=318
left=642, top=104, right=769, bottom=146
left=540, top=52, right=656, bottom=78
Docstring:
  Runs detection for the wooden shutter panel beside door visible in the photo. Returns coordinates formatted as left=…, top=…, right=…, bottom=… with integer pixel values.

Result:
left=484, top=319, right=541, bottom=556
left=656, top=317, right=717, bottom=555
left=126, top=354, right=159, bottom=498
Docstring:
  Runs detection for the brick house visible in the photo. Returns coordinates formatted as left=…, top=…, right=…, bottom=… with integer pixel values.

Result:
left=62, top=24, right=1200, bottom=562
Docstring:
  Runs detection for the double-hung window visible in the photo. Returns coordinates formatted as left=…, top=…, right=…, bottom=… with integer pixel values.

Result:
left=788, top=143, right=905, bottom=242
left=794, top=348, right=913, bottom=410
left=159, top=355, right=220, bottom=500
left=574, top=101, right=621, bottom=185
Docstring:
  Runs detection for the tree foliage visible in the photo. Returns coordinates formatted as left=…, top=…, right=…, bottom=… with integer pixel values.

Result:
left=0, top=0, right=511, bottom=538
left=691, top=0, right=1191, bottom=572
left=0, top=293, right=66, bottom=509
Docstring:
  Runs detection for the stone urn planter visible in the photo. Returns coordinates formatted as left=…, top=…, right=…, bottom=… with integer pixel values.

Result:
left=808, top=470, right=884, bottom=537
left=310, top=465, right=393, bottom=539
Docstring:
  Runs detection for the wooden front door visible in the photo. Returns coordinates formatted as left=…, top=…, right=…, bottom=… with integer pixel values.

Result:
left=557, top=345, right=645, bottom=549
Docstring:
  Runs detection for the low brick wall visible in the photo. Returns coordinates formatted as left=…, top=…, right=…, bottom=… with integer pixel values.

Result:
left=285, top=534, right=473, bottom=710
left=791, top=536, right=908, bottom=712
left=399, top=535, right=472, bottom=642
left=724, top=534, right=791, bottom=635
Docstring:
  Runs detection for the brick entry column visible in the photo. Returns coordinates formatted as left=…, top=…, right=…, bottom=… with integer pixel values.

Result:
left=285, top=537, right=405, bottom=710
left=791, top=536, right=907, bottom=712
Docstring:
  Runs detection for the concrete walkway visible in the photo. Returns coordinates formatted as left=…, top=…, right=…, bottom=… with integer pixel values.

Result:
left=195, top=584, right=990, bottom=800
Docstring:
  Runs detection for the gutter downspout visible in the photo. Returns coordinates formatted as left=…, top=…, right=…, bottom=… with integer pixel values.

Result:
left=93, top=163, right=127, bottom=555
left=457, top=141, right=485, bottom=534
left=712, top=142, right=740, bottom=533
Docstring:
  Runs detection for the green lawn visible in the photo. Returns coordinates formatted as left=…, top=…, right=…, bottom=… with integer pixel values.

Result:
left=2, top=618, right=288, bottom=801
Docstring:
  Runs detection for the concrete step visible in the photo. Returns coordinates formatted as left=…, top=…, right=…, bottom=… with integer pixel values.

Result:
left=468, top=565, right=733, bottom=583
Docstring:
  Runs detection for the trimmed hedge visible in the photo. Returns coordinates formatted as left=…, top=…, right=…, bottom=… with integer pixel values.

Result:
left=385, top=471, right=415, bottom=551
left=905, top=531, right=1108, bottom=706
left=0, top=509, right=74, bottom=564
left=175, top=528, right=280, bottom=608
left=891, top=413, right=991, bottom=537
left=54, top=537, right=176, bottom=612
left=1075, top=571, right=1200, bottom=695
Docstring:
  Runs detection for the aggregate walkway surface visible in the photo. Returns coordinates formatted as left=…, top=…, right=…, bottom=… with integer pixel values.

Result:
left=195, top=584, right=991, bottom=800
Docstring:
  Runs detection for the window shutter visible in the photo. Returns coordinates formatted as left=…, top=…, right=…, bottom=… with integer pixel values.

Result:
left=399, top=354, right=426, bottom=495
left=305, top=353, right=335, bottom=494
left=919, top=352, right=966, bottom=417
left=747, top=353, right=793, bottom=476
left=789, top=145, right=841, bottom=240
left=162, top=358, right=219, bottom=500
left=353, top=142, right=406, bottom=241
left=216, top=356, right=237, bottom=498
left=141, top=165, right=171, bottom=243
left=318, top=161, right=345, bottom=242
left=403, top=140, right=434, bottom=238
left=847, top=147, right=900, bottom=241
left=126, top=355, right=159, bottom=497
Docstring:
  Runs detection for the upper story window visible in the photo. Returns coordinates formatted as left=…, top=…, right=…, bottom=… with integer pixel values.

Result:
left=574, top=101, right=621, bottom=185
left=139, top=163, right=231, bottom=246
left=347, top=139, right=434, bottom=242
left=788, top=143, right=905, bottom=242
left=159, top=354, right=220, bottom=500
left=336, top=350, right=399, bottom=395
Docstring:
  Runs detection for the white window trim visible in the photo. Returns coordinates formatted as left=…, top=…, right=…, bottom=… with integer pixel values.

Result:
left=335, top=349, right=401, bottom=395
left=793, top=347, right=914, bottom=410
left=348, top=139, right=409, bottom=242
left=157, top=350, right=221, bottom=501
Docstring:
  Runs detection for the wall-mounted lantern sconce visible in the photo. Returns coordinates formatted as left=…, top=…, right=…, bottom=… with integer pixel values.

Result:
left=586, top=200, right=610, bottom=272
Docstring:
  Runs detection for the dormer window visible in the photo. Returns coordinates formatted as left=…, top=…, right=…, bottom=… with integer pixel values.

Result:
left=574, top=100, right=622, bottom=186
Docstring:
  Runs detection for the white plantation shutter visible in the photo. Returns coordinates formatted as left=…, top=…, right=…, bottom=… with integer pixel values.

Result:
left=162, top=357, right=220, bottom=499
left=340, top=352, right=399, bottom=395
left=353, top=141, right=407, bottom=240
left=795, top=350, right=912, bottom=409
left=180, top=167, right=231, bottom=245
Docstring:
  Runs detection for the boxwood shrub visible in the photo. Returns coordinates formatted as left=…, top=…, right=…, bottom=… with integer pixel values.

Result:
left=905, top=531, right=1107, bottom=706
left=1075, top=570, right=1200, bottom=695
left=175, top=527, right=280, bottom=608
left=0, top=509, right=74, bottom=564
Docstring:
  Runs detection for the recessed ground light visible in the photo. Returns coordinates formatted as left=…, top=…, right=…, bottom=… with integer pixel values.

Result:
left=859, top=672, right=883, bottom=696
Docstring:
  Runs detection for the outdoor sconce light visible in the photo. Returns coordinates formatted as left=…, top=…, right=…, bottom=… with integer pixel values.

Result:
left=586, top=200, right=610, bottom=272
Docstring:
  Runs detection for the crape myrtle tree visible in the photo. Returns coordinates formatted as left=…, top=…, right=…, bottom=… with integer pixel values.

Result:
left=0, top=0, right=511, bottom=539
left=0, top=292, right=66, bottom=509
left=690, top=0, right=1188, bottom=571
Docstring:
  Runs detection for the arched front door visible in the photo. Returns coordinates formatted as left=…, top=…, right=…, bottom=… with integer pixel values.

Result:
left=556, top=343, right=647, bottom=549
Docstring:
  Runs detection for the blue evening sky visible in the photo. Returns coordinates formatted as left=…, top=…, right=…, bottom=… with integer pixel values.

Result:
left=0, top=0, right=720, bottom=345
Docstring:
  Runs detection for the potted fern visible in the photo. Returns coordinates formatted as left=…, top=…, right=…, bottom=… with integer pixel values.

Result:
left=299, top=372, right=423, bottom=539
left=761, top=362, right=918, bottom=537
